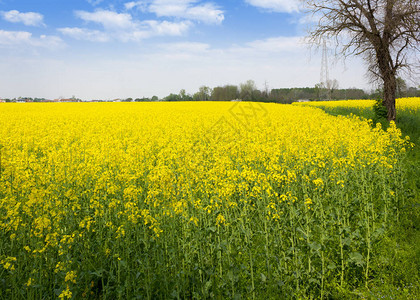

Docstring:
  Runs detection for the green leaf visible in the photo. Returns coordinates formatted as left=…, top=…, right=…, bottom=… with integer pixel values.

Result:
left=207, top=226, right=216, bottom=233
left=343, top=237, right=352, bottom=246
left=309, top=242, right=321, bottom=252
left=260, top=273, right=267, bottom=282
left=349, top=252, right=364, bottom=266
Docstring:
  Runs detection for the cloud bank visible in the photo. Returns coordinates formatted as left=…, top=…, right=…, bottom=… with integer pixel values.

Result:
left=1, top=10, right=45, bottom=27
left=125, top=0, right=224, bottom=24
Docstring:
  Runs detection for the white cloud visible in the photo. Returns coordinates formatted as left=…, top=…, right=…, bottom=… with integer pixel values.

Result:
left=245, top=0, right=300, bottom=13
left=116, top=20, right=192, bottom=41
left=125, top=2, right=139, bottom=10
left=0, top=30, right=32, bottom=45
left=58, top=27, right=110, bottom=42
left=59, top=17, right=191, bottom=43
left=0, top=30, right=64, bottom=48
left=1, top=10, right=45, bottom=26
left=246, top=36, right=304, bottom=52
left=125, top=1, right=148, bottom=11
left=184, top=3, right=224, bottom=24
left=126, top=0, right=224, bottom=24
left=62, top=9, right=193, bottom=42
left=64, top=3, right=222, bottom=43
left=87, top=0, right=105, bottom=5
left=37, top=35, right=64, bottom=48
left=145, top=20, right=192, bottom=36
left=75, top=10, right=135, bottom=29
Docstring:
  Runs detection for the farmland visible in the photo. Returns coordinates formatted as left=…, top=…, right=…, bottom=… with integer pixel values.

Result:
left=0, top=101, right=419, bottom=299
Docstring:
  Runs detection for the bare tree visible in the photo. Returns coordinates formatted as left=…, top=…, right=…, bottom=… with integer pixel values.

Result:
left=305, top=0, right=420, bottom=120
left=240, top=80, right=257, bottom=101
left=327, top=78, right=339, bottom=95
left=396, top=76, right=407, bottom=97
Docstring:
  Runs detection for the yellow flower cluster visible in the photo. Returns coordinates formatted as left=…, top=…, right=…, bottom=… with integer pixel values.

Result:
left=0, top=101, right=409, bottom=297
left=0, top=101, right=408, bottom=229
left=1, top=256, right=17, bottom=271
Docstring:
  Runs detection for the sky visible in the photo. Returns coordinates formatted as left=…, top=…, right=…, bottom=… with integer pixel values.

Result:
left=0, top=0, right=369, bottom=100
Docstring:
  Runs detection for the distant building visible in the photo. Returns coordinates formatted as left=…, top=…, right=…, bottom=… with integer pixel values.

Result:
left=0, top=99, right=5, bottom=103
left=296, top=99, right=311, bottom=102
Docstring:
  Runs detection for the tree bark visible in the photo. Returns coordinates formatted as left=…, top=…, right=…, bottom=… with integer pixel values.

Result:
left=383, top=75, right=397, bottom=121
left=376, top=36, right=397, bottom=121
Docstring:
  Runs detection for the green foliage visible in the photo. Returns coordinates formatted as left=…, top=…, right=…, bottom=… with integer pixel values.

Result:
left=373, top=97, right=388, bottom=123
left=210, top=85, right=239, bottom=101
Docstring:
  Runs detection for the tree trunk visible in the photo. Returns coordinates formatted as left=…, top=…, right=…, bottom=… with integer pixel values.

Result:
left=376, top=42, right=397, bottom=121
left=383, top=74, right=397, bottom=121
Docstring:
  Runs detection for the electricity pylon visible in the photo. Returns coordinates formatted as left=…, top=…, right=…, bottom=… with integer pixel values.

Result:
left=320, top=39, right=331, bottom=100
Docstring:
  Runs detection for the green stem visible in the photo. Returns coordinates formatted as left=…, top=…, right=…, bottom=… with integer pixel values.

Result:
left=339, top=233, right=344, bottom=287
left=249, top=250, right=255, bottom=300
left=365, top=209, right=370, bottom=289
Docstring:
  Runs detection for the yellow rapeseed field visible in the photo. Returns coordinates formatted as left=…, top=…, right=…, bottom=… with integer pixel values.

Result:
left=0, top=102, right=412, bottom=298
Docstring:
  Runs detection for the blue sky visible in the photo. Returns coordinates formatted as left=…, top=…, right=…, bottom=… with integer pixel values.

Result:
left=0, top=0, right=367, bottom=100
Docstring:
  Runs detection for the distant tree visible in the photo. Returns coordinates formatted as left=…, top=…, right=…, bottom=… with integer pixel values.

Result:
left=334, top=88, right=367, bottom=100
left=240, top=80, right=257, bottom=101
left=270, top=89, right=290, bottom=103
left=211, top=85, right=239, bottom=101
left=326, top=79, right=339, bottom=99
left=261, top=81, right=270, bottom=101
left=254, top=89, right=263, bottom=101
left=192, top=92, right=200, bottom=101
left=210, top=87, right=224, bottom=101
left=151, top=95, right=159, bottom=101
left=179, top=89, right=187, bottom=101
left=314, top=83, right=322, bottom=100
left=178, top=89, right=192, bottom=101
left=135, top=97, right=151, bottom=102
left=305, top=0, right=420, bottom=120
left=396, top=77, right=407, bottom=97
left=406, top=86, right=420, bottom=97
left=193, top=86, right=211, bottom=101
left=164, top=93, right=180, bottom=101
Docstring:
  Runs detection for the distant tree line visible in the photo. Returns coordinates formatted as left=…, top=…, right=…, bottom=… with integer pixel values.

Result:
left=3, top=78, right=418, bottom=103
left=1, top=97, right=49, bottom=102
left=152, top=78, right=419, bottom=103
